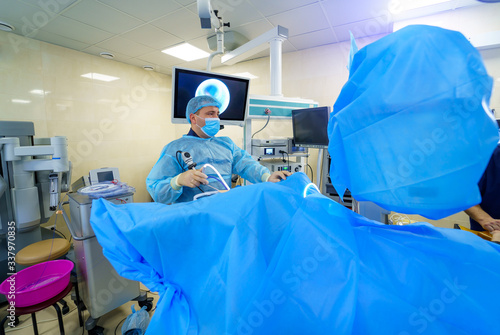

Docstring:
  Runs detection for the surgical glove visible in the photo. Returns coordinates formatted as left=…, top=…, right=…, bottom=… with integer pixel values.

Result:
left=268, top=171, right=291, bottom=183
left=177, top=169, right=209, bottom=188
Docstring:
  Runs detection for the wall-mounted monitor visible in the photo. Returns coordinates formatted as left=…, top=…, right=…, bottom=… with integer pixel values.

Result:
left=171, top=67, right=250, bottom=126
left=291, top=106, right=331, bottom=148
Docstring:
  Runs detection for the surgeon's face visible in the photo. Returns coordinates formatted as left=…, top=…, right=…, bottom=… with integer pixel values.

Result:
left=193, top=106, right=220, bottom=127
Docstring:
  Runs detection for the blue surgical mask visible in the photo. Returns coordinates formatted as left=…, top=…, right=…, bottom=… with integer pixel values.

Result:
left=195, top=115, right=220, bottom=137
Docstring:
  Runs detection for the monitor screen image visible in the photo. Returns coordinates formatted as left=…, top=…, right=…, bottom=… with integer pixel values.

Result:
left=171, top=67, right=250, bottom=126
left=291, top=106, right=331, bottom=148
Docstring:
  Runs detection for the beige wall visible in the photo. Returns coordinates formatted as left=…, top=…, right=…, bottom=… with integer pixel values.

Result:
left=0, top=31, right=172, bottom=202
left=1, top=3, right=499, bottom=229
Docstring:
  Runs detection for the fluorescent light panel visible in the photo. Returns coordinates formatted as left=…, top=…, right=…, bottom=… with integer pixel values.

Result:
left=162, top=43, right=210, bottom=61
left=81, top=73, right=120, bottom=82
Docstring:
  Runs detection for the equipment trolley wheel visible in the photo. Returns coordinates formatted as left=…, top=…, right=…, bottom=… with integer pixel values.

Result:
left=88, top=325, right=104, bottom=335
left=139, top=297, right=154, bottom=312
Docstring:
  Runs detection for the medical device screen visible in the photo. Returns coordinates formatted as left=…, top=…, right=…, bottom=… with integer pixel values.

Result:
left=171, top=67, right=250, bottom=126
left=291, top=106, right=330, bottom=148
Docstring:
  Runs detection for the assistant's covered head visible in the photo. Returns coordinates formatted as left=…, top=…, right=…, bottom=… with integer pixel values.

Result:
left=328, top=24, right=499, bottom=219
left=186, top=95, right=221, bottom=123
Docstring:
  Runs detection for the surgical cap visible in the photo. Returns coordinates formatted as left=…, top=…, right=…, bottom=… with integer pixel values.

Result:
left=328, top=24, right=499, bottom=219
left=185, top=95, right=221, bottom=123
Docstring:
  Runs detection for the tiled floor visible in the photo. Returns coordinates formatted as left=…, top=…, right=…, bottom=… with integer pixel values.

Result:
left=0, top=284, right=159, bottom=335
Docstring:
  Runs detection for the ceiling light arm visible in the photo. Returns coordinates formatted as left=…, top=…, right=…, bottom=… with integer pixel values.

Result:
left=221, top=26, right=289, bottom=96
left=207, top=10, right=228, bottom=71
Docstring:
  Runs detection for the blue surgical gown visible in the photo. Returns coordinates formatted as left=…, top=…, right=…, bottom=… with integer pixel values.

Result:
left=146, top=135, right=270, bottom=203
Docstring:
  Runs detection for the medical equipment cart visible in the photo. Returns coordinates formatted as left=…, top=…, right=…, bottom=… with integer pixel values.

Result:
left=62, top=192, right=153, bottom=335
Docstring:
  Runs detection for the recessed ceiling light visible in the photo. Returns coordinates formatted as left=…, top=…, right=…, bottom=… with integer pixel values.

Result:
left=81, top=73, right=120, bottom=82
left=162, top=43, right=210, bottom=61
left=100, top=52, right=115, bottom=59
left=0, top=21, right=14, bottom=32
left=143, top=65, right=154, bottom=71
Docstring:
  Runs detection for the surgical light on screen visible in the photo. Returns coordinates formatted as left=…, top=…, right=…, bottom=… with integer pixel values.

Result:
left=195, top=79, right=230, bottom=114
left=292, top=106, right=330, bottom=149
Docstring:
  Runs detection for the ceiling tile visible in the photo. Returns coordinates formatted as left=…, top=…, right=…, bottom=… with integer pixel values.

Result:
left=136, top=51, right=184, bottom=68
left=62, top=0, right=142, bottom=34
left=33, top=30, right=89, bottom=50
left=0, top=1, right=52, bottom=36
left=321, top=0, right=392, bottom=27
left=187, top=35, right=215, bottom=53
left=151, top=8, right=205, bottom=40
left=97, top=0, right=182, bottom=22
left=288, top=28, right=338, bottom=50
left=121, top=24, right=183, bottom=50
left=18, top=0, right=79, bottom=14
left=95, top=36, right=155, bottom=57
left=267, top=3, right=330, bottom=37
left=283, top=40, right=297, bottom=53
left=175, top=0, right=197, bottom=6
left=201, top=1, right=264, bottom=27
left=249, top=0, right=320, bottom=16
left=178, top=58, right=219, bottom=72
left=231, top=19, right=274, bottom=41
left=333, top=17, right=392, bottom=42
left=37, top=16, right=113, bottom=45
left=124, top=57, right=158, bottom=70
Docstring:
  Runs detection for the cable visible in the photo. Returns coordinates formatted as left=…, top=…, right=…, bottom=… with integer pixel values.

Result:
left=114, top=316, right=127, bottom=335
left=207, top=176, right=226, bottom=190
left=251, top=113, right=271, bottom=138
left=175, top=151, right=184, bottom=170
left=279, top=150, right=290, bottom=169
left=202, top=164, right=230, bottom=190
left=51, top=228, right=67, bottom=240
left=307, top=164, right=314, bottom=182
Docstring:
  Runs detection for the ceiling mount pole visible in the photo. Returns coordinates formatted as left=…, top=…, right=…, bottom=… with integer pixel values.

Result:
left=269, top=37, right=284, bottom=96
left=207, top=27, right=224, bottom=71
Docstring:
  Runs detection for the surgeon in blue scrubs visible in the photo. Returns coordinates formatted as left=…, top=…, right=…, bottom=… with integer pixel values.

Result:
left=465, top=143, right=500, bottom=232
left=147, top=95, right=291, bottom=204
